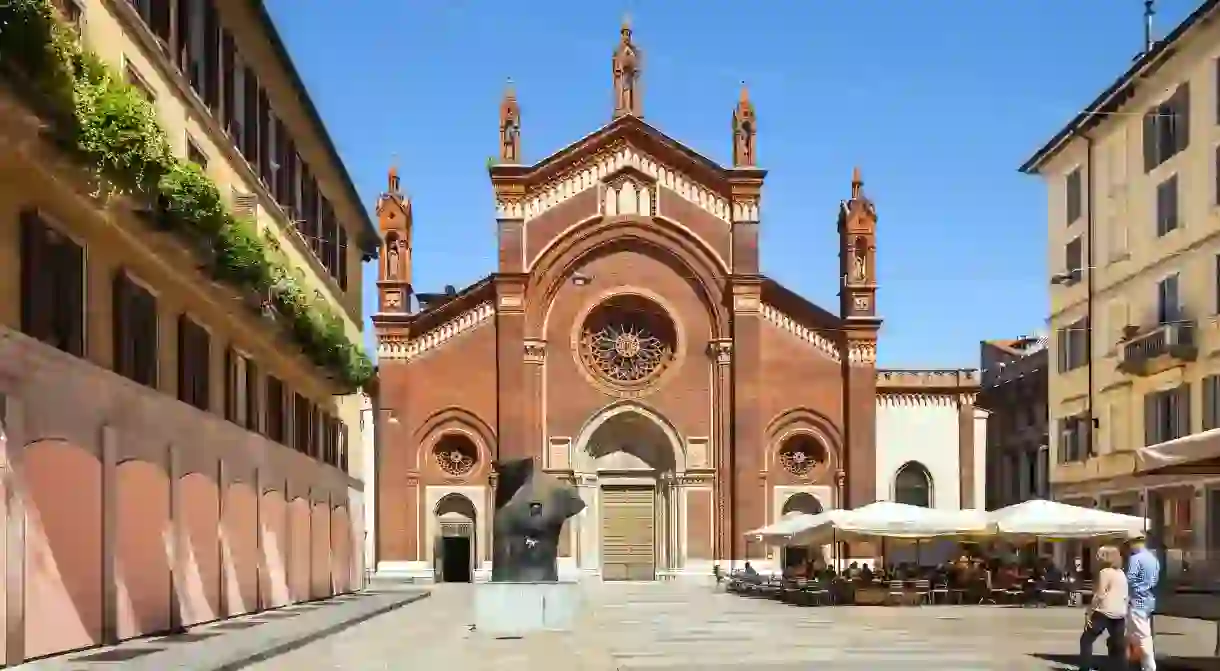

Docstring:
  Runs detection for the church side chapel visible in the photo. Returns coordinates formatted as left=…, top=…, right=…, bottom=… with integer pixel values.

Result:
left=372, top=23, right=984, bottom=583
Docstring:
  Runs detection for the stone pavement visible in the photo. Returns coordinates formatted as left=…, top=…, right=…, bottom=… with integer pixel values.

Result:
left=22, top=585, right=429, bottom=671
left=243, top=581, right=1220, bottom=671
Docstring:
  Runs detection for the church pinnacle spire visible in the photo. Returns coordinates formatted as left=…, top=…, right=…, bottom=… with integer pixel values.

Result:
left=612, top=18, right=643, bottom=119
left=732, top=81, right=756, bottom=167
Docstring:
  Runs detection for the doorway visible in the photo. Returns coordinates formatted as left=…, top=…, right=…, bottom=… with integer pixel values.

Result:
left=440, top=536, right=472, bottom=583
left=434, top=493, right=477, bottom=583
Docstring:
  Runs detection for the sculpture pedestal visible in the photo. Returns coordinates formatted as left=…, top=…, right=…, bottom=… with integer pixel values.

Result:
left=474, top=581, right=582, bottom=636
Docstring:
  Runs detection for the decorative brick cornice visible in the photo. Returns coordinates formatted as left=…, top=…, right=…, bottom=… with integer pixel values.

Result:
left=516, top=142, right=730, bottom=224
left=377, top=301, right=495, bottom=361
left=760, top=303, right=840, bottom=362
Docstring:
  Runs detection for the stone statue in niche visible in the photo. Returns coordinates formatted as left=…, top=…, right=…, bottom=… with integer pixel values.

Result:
left=490, top=457, right=585, bottom=582
left=851, top=236, right=868, bottom=282
left=501, top=118, right=519, bottom=163
left=386, top=238, right=400, bottom=280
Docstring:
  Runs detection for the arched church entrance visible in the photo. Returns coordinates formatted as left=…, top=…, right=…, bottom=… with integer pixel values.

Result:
left=579, top=406, right=684, bottom=582
left=780, top=492, right=824, bottom=572
left=434, top=493, right=476, bottom=583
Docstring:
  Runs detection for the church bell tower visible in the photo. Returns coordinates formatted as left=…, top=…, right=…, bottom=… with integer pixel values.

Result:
left=376, top=166, right=413, bottom=314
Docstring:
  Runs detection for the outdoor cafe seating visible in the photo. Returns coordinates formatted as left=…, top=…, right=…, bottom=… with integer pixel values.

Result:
left=726, top=499, right=1140, bottom=609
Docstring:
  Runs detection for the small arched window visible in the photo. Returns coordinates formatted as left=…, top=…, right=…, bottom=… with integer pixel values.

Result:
left=894, top=461, right=933, bottom=508
left=781, top=492, right=823, bottom=516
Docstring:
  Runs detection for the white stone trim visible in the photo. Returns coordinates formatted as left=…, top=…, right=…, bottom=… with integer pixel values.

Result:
left=760, top=303, right=840, bottom=362
left=377, top=301, right=495, bottom=361
left=515, top=144, right=730, bottom=224
left=849, top=341, right=876, bottom=366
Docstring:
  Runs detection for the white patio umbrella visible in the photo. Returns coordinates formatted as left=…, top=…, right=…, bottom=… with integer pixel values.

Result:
left=786, top=502, right=990, bottom=546
left=986, top=499, right=1148, bottom=539
left=745, top=510, right=837, bottom=544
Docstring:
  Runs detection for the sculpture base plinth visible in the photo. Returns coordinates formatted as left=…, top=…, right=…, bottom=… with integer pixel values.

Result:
left=474, top=581, right=582, bottom=636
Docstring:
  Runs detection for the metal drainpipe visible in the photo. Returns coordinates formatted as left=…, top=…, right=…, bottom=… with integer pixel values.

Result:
left=1085, top=133, right=1098, bottom=460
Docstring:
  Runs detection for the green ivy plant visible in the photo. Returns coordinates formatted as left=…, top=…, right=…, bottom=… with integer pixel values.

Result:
left=0, top=0, right=374, bottom=389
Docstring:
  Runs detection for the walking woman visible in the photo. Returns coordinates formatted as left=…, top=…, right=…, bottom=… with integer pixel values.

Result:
left=1079, top=545, right=1128, bottom=670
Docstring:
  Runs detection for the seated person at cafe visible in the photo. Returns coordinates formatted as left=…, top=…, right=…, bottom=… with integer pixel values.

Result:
left=860, top=563, right=874, bottom=582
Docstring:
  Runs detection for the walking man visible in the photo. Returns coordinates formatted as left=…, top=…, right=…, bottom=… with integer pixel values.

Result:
left=1126, top=535, right=1161, bottom=671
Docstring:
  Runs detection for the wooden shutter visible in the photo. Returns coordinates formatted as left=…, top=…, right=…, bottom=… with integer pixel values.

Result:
left=242, top=67, right=260, bottom=160
left=338, top=227, right=349, bottom=291
left=1205, top=377, right=1218, bottom=431
left=1174, top=83, right=1191, bottom=154
left=245, top=359, right=260, bottom=432
left=339, top=422, right=349, bottom=471
left=134, top=287, right=158, bottom=386
left=220, top=29, right=236, bottom=128
left=1143, top=108, right=1158, bottom=173
left=1145, top=393, right=1158, bottom=446
left=148, top=0, right=172, bottom=47
left=58, top=235, right=85, bottom=357
left=1175, top=384, right=1192, bottom=439
left=177, top=315, right=190, bottom=402
left=113, top=271, right=133, bottom=378
left=223, top=347, right=237, bottom=421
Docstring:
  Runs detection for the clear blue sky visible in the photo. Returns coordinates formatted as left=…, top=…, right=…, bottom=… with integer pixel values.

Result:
left=266, top=0, right=1195, bottom=369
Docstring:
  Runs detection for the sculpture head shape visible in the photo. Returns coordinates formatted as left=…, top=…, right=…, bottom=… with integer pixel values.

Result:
left=490, top=457, right=586, bottom=582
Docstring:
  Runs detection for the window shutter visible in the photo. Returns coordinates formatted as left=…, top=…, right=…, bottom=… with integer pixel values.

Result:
left=177, top=315, right=189, bottom=402
left=59, top=238, right=85, bottom=357
left=1174, top=83, right=1191, bottom=153
left=1145, top=393, right=1158, bottom=446
left=224, top=348, right=236, bottom=421
left=338, top=227, right=349, bottom=291
left=113, top=272, right=131, bottom=377
left=339, top=422, right=349, bottom=472
left=245, top=359, right=260, bottom=432
left=1143, top=109, right=1158, bottom=173
left=1205, top=377, right=1218, bottom=431
left=1057, top=328, right=1068, bottom=372
left=1176, top=383, right=1192, bottom=439
left=136, top=288, right=158, bottom=386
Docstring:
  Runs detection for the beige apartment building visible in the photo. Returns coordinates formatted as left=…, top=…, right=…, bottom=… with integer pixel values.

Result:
left=1023, top=0, right=1220, bottom=574
left=0, top=0, right=374, bottom=662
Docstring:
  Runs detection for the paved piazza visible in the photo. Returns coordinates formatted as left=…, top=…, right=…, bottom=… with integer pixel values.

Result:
left=246, top=582, right=1220, bottom=670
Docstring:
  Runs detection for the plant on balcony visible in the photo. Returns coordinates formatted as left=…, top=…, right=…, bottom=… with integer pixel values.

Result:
left=0, top=0, right=374, bottom=389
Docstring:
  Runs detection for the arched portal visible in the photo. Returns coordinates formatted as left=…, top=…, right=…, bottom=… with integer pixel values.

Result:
left=894, top=461, right=933, bottom=508
left=433, top=493, right=476, bottom=583
left=779, top=492, right=825, bottom=572
left=575, top=404, right=685, bottom=582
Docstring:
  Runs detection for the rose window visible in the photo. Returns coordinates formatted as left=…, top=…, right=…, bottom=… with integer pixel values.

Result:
left=578, top=294, right=677, bottom=389
left=432, top=434, right=478, bottom=477
left=778, top=434, right=826, bottom=477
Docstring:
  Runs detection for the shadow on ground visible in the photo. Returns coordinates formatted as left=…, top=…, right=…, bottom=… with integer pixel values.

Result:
left=1033, top=652, right=1220, bottom=670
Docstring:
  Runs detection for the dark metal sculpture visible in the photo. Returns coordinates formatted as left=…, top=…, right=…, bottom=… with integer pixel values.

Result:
left=490, top=457, right=586, bottom=582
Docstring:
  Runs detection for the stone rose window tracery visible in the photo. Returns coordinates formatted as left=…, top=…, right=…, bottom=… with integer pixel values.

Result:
left=432, top=434, right=478, bottom=477
left=578, top=294, right=678, bottom=391
left=778, top=434, right=827, bottom=477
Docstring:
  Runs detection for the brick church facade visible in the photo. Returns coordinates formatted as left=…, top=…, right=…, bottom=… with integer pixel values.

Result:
left=372, top=24, right=899, bottom=582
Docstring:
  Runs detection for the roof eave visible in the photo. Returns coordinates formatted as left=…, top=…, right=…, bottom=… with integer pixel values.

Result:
left=1018, top=0, right=1219, bottom=175
left=249, top=0, right=380, bottom=256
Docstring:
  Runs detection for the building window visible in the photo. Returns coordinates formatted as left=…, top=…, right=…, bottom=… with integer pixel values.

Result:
left=244, top=359, right=260, bottom=433
left=128, top=0, right=171, bottom=47
left=1144, top=83, right=1190, bottom=172
left=1157, top=273, right=1180, bottom=325
left=292, top=393, right=312, bottom=455
left=265, top=376, right=286, bottom=444
left=124, top=62, right=155, bottom=102
left=893, top=461, right=932, bottom=507
left=54, top=0, right=84, bottom=35
left=1065, top=167, right=1083, bottom=224
left=241, top=66, right=260, bottom=162
left=1156, top=174, right=1179, bottom=237
left=1057, top=413, right=1091, bottom=463
left=1145, top=384, right=1191, bottom=445
left=1064, top=236, right=1083, bottom=284
left=113, top=270, right=158, bottom=387
left=1215, top=146, right=1220, bottom=206
left=1204, top=375, right=1220, bottom=431
left=177, top=315, right=211, bottom=411
left=187, top=136, right=208, bottom=168
left=20, top=210, right=85, bottom=357
left=223, top=348, right=250, bottom=426
left=1056, top=317, right=1089, bottom=373
left=338, top=421, right=349, bottom=471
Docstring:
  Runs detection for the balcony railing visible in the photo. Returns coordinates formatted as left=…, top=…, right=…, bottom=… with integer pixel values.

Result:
left=1118, top=320, right=1197, bottom=376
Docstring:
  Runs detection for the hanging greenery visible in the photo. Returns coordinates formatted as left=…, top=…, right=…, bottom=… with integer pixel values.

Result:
left=0, top=0, right=374, bottom=389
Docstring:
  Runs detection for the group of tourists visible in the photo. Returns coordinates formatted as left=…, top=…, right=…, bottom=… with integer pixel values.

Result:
left=1079, top=535, right=1161, bottom=671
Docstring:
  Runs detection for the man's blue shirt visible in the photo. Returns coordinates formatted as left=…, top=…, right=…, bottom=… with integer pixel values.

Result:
left=1126, top=547, right=1160, bottom=615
